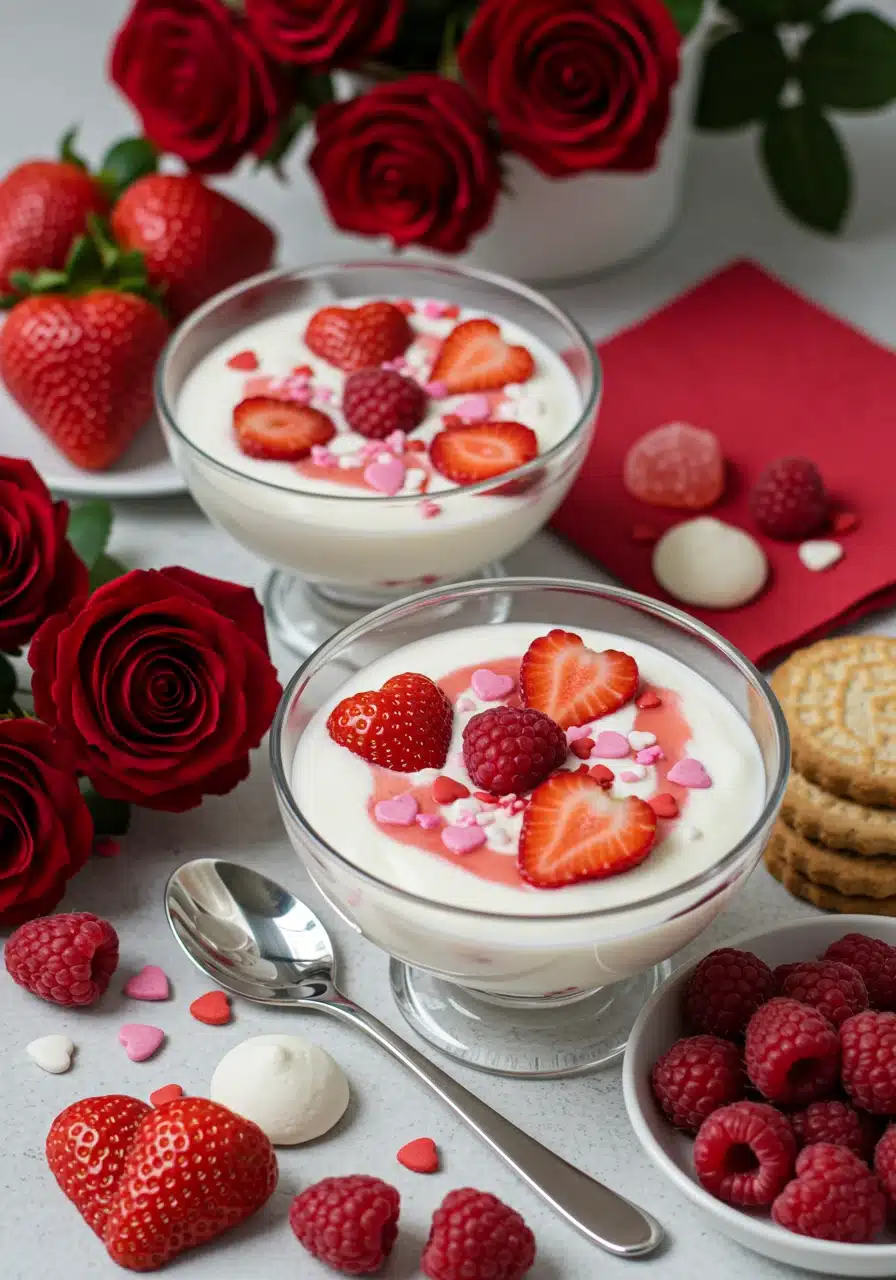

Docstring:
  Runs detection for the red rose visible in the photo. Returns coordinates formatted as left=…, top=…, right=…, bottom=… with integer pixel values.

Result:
left=0, top=719, right=93, bottom=926
left=29, top=567, right=282, bottom=812
left=110, top=0, right=287, bottom=174
left=0, top=457, right=87, bottom=653
left=458, top=0, right=680, bottom=177
left=309, top=75, right=501, bottom=253
left=245, top=0, right=404, bottom=66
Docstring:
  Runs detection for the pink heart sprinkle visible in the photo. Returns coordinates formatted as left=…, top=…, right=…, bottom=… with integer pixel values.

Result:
left=471, top=669, right=515, bottom=701
left=425, top=380, right=448, bottom=398
left=364, top=457, right=406, bottom=495
left=455, top=394, right=490, bottom=422
left=385, top=430, right=406, bottom=454
left=420, top=500, right=442, bottom=519
left=666, top=757, right=713, bottom=789
left=442, top=824, right=487, bottom=854
left=375, top=794, right=419, bottom=826
left=456, top=696, right=476, bottom=712
left=416, top=813, right=442, bottom=830
left=119, top=1024, right=165, bottom=1062
left=619, top=770, right=644, bottom=783
left=123, top=965, right=169, bottom=1002
left=591, top=731, right=631, bottom=759
left=566, top=725, right=591, bottom=743
left=635, top=746, right=664, bottom=765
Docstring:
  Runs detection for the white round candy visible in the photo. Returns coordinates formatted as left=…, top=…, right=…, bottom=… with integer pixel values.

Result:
left=652, top=517, right=768, bottom=610
left=210, top=1033, right=349, bottom=1145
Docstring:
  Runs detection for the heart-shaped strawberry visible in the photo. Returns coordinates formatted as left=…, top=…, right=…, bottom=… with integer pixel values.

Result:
left=430, top=318, right=535, bottom=394
left=327, top=672, right=453, bottom=772
left=305, top=302, right=413, bottom=372
left=190, top=990, right=232, bottom=1025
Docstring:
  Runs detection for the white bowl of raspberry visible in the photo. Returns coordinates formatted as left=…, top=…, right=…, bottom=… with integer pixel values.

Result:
left=622, top=916, right=896, bottom=1277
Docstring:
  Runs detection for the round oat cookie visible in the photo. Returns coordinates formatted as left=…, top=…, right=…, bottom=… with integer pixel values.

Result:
left=772, top=635, right=896, bottom=807
left=783, top=770, right=896, bottom=856
left=768, top=819, right=896, bottom=899
left=765, top=836, right=896, bottom=917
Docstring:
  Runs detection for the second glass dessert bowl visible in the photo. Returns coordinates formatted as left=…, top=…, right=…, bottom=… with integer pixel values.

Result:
left=272, top=577, right=789, bottom=1079
left=156, top=261, right=600, bottom=657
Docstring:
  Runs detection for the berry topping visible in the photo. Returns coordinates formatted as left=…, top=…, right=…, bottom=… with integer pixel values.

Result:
left=289, top=1175, right=400, bottom=1274
left=623, top=423, right=725, bottom=511
left=777, top=960, right=868, bottom=1028
left=518, top=771, right=656, bottom=889
left=342, top=368, right=427, bottom=440
left=520, top=629, right=639, bottom=730
left=430, top=421, right=537, bottom=486
left=840, top=1010, right=896, bottom=1114
left=327, top=672, right=453, bottom=772
left=790, top=1100, right=878, bottom=1160
left=305, top=302, right=413, bottom=372
left=421, top=1187, right=535, bottom=1280
left=873, top=1125, right=896, bottom=1211
left=823, top=933, right=896, bottom=1010
left=693, top=1101, right=796, bottom=1207
left=682, top=947, right=775, bottom=1040
left=745, top=998, right=840, bottom=1106
left=651, top=1034, right=746, bottom=1134
left=749, top=456, right=828, bottom=540
left=430, top=318, right=535, bottom=395
left=5, top=912, right=119, bottom=1007
left=432, top=775, right=470, bottom=805
left=462, top=706, right=567, bottom=797
left=771, top=1143, right=886, bottom=1243
left=233, top=397, right=335, bottom=461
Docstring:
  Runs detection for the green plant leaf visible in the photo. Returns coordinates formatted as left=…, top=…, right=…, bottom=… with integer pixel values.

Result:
left=0, top=653, right=17, bottom=714
left=664, top=0, right=705, bottom=36
left=80, top=781, right=131, bottom=836
left=799, top=12, right=896, bottom=111
left=260, top=102, right=313, bottom=176
left=68, top=499, right=113, bottom=569
left=58, top=126, right=87, bottom=170
left=697, top=29, right=789, bottom=130
left=720, top=0, right=831, bottom=22
left=89, top=552, right=128, bottom=593
left=99, top=137, right=158, bottom=200
left=761, top=102, right=851, bottom=233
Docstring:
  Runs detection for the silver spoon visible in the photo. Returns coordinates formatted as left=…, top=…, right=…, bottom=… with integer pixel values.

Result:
left=165, top=858, right=663, bottom=1260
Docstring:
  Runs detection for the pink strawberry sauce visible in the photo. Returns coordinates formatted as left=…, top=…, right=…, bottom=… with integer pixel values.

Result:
left=365, top=658, right=693, bottom=891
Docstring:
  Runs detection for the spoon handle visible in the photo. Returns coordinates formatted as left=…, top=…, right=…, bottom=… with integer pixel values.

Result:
left=325, top=999, right=663, bottom=1259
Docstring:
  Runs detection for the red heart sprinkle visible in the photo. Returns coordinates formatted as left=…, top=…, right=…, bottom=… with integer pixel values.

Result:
left=291, top=363, right=312, bottom=376
left=636, top=691, right=662, bottom=710
left=432, top=776, right=470, bottom=805
left=150, top=1084, right=184, bottom=1107
left=588, top=764, right=614, bottom=788
left=473, top=791, right=498, bottom=804
left=190, top=991, right=232, bottom=1025
left=832, top=510, right=859, bottom=534
left=406, top=439, right=427, bottom=452
left=649, top=793, right=679, bottom=819
left=226, top=350, right=259, bottom=371
left=570, top=737, right=595, bottom=760
left=396, top=1137, right=440, bottom=1174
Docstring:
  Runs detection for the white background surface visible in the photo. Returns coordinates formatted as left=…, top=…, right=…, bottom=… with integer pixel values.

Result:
left=3, top=3, right=896, bottom=1277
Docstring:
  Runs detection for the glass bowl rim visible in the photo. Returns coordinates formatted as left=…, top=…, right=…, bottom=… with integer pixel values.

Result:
left=154, top=258, right=602, bottom=505
left=270, top=575, right=791, bottom=924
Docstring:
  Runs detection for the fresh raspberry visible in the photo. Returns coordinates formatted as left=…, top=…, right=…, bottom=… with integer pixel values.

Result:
left=749, top=456, right=828, bottom=540
left=342, top=368, right=427, bottom=440
left=840, top=1011, right=896, bottom=1114
left=462, top=706, right=567, bottom=796
left=693, top=1101, right=796, bottom=1206
left=771, top=1143, right=886, bottom=1243
left=745, top=998, right=840, bottom=1105
left=289, top=1176, right=400, bottom=1275
left=772, top=962, right=804, bottom=991
left=4, top=911, right=119, bottom=1006
left=683, top=947, right=775, bottom=1039
left=824, top=933, right=896, bottom=1010
left=873, top=1125, right=896, bottom=1212
left=421, top=1187, right=535, bottom=1280
left=651, top=1035, right=745, bottom=1134
left=778, top=960, right=868, bottom=1028
left=790, top=1100, right=877, bottom=1159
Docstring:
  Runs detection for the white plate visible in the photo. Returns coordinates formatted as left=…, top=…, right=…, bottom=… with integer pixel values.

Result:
left=623, top=916, right=896, bottom=1278
left=1, top=382, right=185, bottom=499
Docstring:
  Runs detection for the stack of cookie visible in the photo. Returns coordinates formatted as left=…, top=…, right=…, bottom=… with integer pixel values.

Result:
left=765, top=635, right=896, bottom=915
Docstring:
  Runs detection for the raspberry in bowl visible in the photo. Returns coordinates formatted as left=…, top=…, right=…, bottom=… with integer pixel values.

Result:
left=271, top=577, right=788, bottom=1078
left=156, top=262, right=599, bottom=656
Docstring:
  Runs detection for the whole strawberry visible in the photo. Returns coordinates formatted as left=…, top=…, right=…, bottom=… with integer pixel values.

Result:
left=112, top=175, right=276, bottom=321
left=5, top=911, right=119, bottom=1007
left=46, top=1095, right=151, bottom=1237
left=327, top=671, right=453, bottom=771
left=749, top=457, right=828, bottom=540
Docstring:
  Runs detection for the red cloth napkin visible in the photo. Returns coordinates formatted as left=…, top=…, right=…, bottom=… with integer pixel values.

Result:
left=552, top=259, right=896, bottom=668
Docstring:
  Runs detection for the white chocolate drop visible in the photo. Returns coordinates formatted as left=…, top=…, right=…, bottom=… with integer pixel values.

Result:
left=652, top=517, right=768, bottom=609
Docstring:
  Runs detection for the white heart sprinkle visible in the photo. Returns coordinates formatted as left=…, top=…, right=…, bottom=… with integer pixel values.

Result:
left=798, top=540, right=843, bottom=572
left=628, top=731, right=657, bottom=751
left=27, top=1034, right=74, bottom=1074
left=682, top=824, right=703, bottom=841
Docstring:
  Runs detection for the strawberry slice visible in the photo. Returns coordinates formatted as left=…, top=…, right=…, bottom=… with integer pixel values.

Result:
left=519, top=771, right=657, bottom=888
left=520, top=629, right=639, bottom=729
left=431, top=319, right=535, bottom=394
left=233, top=396, right=335, bottom=461
left=305, top=302, right=413, bottom=372
left=430, top=421, right=537, bottom=486
left=327, top=672, right=453, bottom=772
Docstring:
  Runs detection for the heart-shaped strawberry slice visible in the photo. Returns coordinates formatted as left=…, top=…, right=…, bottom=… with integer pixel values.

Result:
left=327, top=672, right=453, bottom=772
left=46, top=1095, right=152, bottom=1237
left=430, top=319, right=535, bottom=394
left=305, top=302, right=413, bottom=372
left=520, top=629, right=639, bottom=729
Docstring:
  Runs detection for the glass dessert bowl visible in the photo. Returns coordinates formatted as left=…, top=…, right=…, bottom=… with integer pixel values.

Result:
left=156, top=262, right=600, bottom=657
left=271, top=578, right=789, bottom=1079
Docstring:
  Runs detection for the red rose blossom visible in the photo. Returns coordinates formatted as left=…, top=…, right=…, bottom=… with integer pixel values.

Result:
left=309, top=75, right=501, bottom=253
left=0, top=457, right=87, bottom=653
left=110, top=0, right=287, bottom=174
left=459, top=0, right=681, bottom=177
left=0, top=719, right=93, bottom=926
left=245, top=0, right=404, bottom=67
left=29, top=566, right=282, bottom=812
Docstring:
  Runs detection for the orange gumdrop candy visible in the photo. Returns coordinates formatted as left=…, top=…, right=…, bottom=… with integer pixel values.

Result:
left=623, top=423, right=725, bottom=510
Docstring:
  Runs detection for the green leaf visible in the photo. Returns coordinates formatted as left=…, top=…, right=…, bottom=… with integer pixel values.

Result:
left=799, top=12, right=896, bottom=111
left=697, top=29, right=789, bottom=130
left=58, top=125, right=87, bottom=169
left=0, top=654, right=17, bottom=714
left=664, top=0, right=705, bottom=37
left=98, top=136, right=158, bottom=200
left=89, top=552, right=127, bottom=593
left=761, top=103, right=851, bottom=233
left=720, top=0, right=831, bottom=22
left=68, top=499, right=113, bottom=570
left=260, top=102, right=313, bottom=176
left=80, top=781, right=131, bottom=836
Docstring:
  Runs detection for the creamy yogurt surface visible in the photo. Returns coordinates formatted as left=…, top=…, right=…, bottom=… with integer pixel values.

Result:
left=291, top=623, right=766, bottom=916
